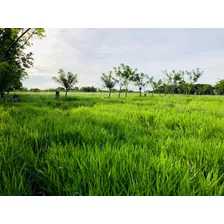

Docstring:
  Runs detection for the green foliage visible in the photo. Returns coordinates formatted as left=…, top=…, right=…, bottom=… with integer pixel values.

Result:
left=185, top=68, right=203, bottom=94
left=29, top=88, right=41, bottom=92
left=0, top=28, right=45, bottom=93
left=120, top=64, right=138, bottom=97
left=53, top=69, right=78, bottom=99
left=0, top=93, right=224, bottom=195
left=113, top=64, right=138, bottom=97
left=0, top=28, right=45, bottom=66
left=113, top=65, right=125, bottom=98
left=147, top=76, right=157, bottom=95
left=80, top=86, right=97, bottom=92
left=101, top=71, right=117, bottom=98
left=0, top=62, right=27, bottom=93
left=215, top=79, right=224, bottom=95
left=161, top=69, right=203, bottom=95
left=133, top=73, right=148, bottom=96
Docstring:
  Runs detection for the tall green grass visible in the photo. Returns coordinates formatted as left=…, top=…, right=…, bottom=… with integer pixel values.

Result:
left=0, top=93, right=223, bottom=195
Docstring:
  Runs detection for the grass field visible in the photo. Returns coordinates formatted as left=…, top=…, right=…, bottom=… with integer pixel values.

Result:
left=0, top=92, right=224, bottom=195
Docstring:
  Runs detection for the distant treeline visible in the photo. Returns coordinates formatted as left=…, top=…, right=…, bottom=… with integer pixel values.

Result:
left=19, top=86, right=137, bottom=93
left=149, top=83, right=218, bottom=95
left=15, top=82, right=224, bottom=95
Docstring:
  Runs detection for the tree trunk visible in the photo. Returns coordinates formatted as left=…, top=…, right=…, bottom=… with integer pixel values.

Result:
left=65, top=90, right=68, bottom=99
left=125, top=89, right=128, bottom=97
left=140, top=89, right=141, bottom=97
left=0, top=92, right=6, bottom=102
left=109, top=89, right=111, bottom=98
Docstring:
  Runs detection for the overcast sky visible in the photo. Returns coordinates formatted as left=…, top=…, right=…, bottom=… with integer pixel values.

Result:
left=23, top=28, right=224, bottom=90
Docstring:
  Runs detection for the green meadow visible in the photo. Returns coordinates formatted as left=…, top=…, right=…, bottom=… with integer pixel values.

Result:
left=0, top=92, right=224, bottom=195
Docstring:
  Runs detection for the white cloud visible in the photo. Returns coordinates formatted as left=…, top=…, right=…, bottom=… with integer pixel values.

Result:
left=23, top=28, right=224, bottom=89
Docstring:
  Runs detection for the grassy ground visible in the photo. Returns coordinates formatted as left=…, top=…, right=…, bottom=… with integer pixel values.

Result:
left=0, top=92, right=224, bottom=195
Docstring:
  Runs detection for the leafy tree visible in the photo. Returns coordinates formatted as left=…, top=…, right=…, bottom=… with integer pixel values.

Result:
left=0, top=62, right=27, bottom=94
left=53, top=69, right=78, bottom=99
left=197, top=85, right=204, bottom=95
left=186, top=68, right=203, bottom=94
left=162, top=70, right=173, bottom=95
left=163, top=70, right=184, bottom=94
left=192, top=84, right=214, bottom=95
left=120, top=64, right=138, bottom=97
left=178, top=78, right=187, bottom=94
left=173, top=70, right=184, bottom=94
left=0, top=28, right=45, bottom=65
left=113, top=65, right=125, bottom=98
left=147, top=76, right=158, bottom=96
left=162, top=69, right=203, bottom=95
left=0, top=28, right=45, bottom=95
left=134, top=73, right=148, bottom=96
left=203, top=84, right=214, bottom=95
left=155, top=79, right=163, bottom=94
left=215, top=79, right=224, bottom=95
left=101, top=71, right=117, bottom=98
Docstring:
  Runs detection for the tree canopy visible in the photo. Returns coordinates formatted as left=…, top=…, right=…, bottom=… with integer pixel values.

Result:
left=0, top=28, right=45, bottom=93
left=215, top=79, right=224, bottom=95
left=101, top=71, right=117, bottom=98
left=53, top=69, right=78, bottom=99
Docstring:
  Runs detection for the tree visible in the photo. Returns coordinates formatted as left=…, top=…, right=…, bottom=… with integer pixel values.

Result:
left=162, top=70, right=173, bottom=95
left=203, top=84, right=214, bottom=95
left=155, top=79, right=163, bottom=94
left=215, top=79, right=224, bottom=95
left=101, top=71, right=117, bottom=98
left=197, top=84, right=204, bottom=95
left=53, top=69, right=78, bottom=99
left=178, top=78, right=187, bottom=94
left=113, top=65, right=125, bottom=98
left=134, top=73, right=148, bottom=96
left=147, top=76, right=157, bottom=96
left=0, top=28, right=45, bottom=65
left=162, top=70, right=184, bottom=95
left=172, top=70, right=184, bottom=94
left=120, top=64, right=138, bottom=97
left=0, top=62, right=27, bottom=94
left=0, top=28, right=45, bottom=95
left=186, top=68, right=203, bottom=94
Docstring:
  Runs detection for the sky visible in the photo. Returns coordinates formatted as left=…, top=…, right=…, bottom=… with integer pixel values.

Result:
left=23, top=28, right=224, bottom=90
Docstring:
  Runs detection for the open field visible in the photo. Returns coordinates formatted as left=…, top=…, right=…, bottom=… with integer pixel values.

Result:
left=0, top=92, right=224, bottom=195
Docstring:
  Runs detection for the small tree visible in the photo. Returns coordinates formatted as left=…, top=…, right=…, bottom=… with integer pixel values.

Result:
left=147, top=76, right=158, bottom=96
left=186, top=68, right=203, bottom=94
left=53, top=69, right=78, bottom=99
left=162, top=70, right=173, bottom=95
left=163, top=70, right=183, bottom=95
left=156, top=79, right=163, bottom=95
left=120, top=64, right=138, bottom=97
left=101, top=71, right=117, bottom=98
left=113, top=66, right=125, bottom=98
left=134, top=73, right=148, bottom=96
